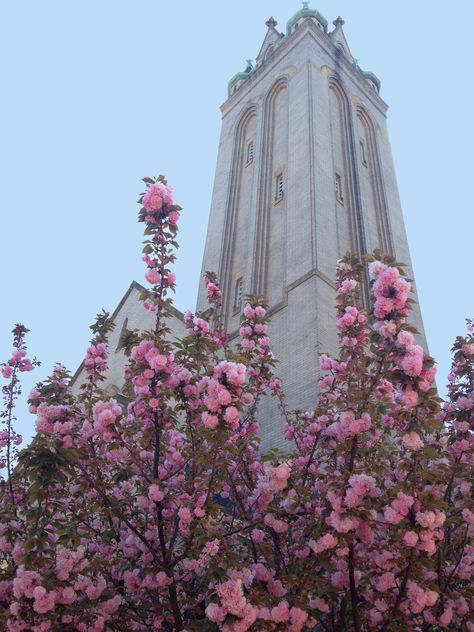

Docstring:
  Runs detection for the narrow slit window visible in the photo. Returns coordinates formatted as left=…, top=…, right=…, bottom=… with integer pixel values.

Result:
left=335, top=172, right=344, bottom=203
left=275, top=173, right=284, bottom=200
left=246, top=140, right=254, bottom=164
left=360, top=140, right=367, bottom=166
left=234, top=277, right=243, bottom=311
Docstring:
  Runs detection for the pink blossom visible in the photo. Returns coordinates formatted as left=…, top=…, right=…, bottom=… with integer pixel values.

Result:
left=270, top=601, right=289, bottom=623
left=92, top=399, right=121, bottom=436
left=145, top=269, right=160, bottom=285
left=462, top=508, right=474, bottom=525
left=337, top=278, right=357, bottom=294
left=374, top=319, right=397, bottom=338
left=309, top=533, right=338, bottom=554
left=142, top=182, right=173, bottom=211
left=155, top=571, right=172, bottom=587
left=168, top=210, right=180, bottom=224
left=402, top=385, right=419, bottom=408
left=416, top=510, right=445, bottom=529
left=439, top=608, right=453, bottom=627
left=266, top=463, right=291, bottom=491
left=145, top=348, right=169, bottom=371
left=130, top=339, right=155, bottom=363
left=13, top=568, right=41, bottom=599
left=178, top=507, right=192, bottom=524
left=372, top=572, right=395, bottom=592
left=1, top=365, right=12, bottom=379
left=403, top=431, right=424, bottom=451
left=148, top=484, right=164, bottom=502
left=397, top=330, right=414, bottom=347
left=101, top=595, right=121, bottom=614
left=345, top=474, right=377, bottom=507
left=202, top=412, right=218, bottom=429
left=225, top=406, right=240, bottom=428
left=406, top=581, right=438, bottom=614
left=372, top=265, right=411, bottom=318
left=289, top=606, right=308, bottom=631
left=206, top=282, right=221, bottom=301
left=32, top=586, right=56, bottom=614
left=403, top=531, right=419, bottom=547
left=399, top=344, right=424, bottom=377
left=309, top=597, right=329, bottom=612
left=369, top=260, right=386, bottom=279
left=243, top=305, right=255, bottom=319
left=251, top=529, right=264, bottom=543
left=206, top=603, right=227, bottom=623
left=216, top=579, right=247, bottom=617
left=319, top=354, right=332, bottom=371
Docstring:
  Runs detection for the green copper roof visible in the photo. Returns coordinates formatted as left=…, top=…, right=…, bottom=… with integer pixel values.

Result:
left=286, top=2, right=328, bottom=34
left=228, top=67, right=254, bottom=96
left=358, top=69, right=381, bottom=92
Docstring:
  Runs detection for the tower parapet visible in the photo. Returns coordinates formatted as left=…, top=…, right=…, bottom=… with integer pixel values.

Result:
left=228, top=3, right=381, bottom=99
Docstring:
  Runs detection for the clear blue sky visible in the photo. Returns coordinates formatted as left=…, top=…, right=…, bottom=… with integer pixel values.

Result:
left=1, top=1, right=472, bottom=444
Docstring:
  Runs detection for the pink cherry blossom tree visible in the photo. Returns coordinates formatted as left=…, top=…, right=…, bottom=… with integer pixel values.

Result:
left=0, top=176, right=472, bottom=631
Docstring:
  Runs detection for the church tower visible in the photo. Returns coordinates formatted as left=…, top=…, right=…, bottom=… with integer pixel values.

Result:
left=197, top=4, right=426, bottom=450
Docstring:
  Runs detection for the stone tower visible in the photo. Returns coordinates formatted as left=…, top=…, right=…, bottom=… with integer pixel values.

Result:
left=197, top=4, right=426, bottom=450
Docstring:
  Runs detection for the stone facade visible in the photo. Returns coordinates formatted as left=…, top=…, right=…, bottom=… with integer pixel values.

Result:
left=197, top=7, right=426, bottom=450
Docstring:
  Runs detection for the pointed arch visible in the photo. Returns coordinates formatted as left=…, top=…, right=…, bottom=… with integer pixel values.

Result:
left=328, top=77, right=366, bottom=258
left=356, top=105, right=393, bottom=253
left=252, top=77, right=289, bottom=302
left=220, top=105, right=258, bottom=324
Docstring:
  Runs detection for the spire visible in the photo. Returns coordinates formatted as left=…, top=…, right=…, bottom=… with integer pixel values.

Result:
left=329, top=14, right=354, bottom=62
left=255, top=15, right=283, bottom=66
left=265, top=16, right=278, bottom=29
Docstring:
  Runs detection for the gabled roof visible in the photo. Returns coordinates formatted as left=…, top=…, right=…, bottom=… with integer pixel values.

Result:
left=70, top=281, right=184, bottom=388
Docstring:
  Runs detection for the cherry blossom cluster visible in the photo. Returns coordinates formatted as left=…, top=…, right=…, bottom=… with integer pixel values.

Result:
left=139, top=176, right=181, bottom=313
left=84, top=342, right=108, bottom=384
left=239, top=300, right=280, bottom=394
left=0, top=180, right=472, bottom=631
left=1, top=325, right=38, bottom=483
